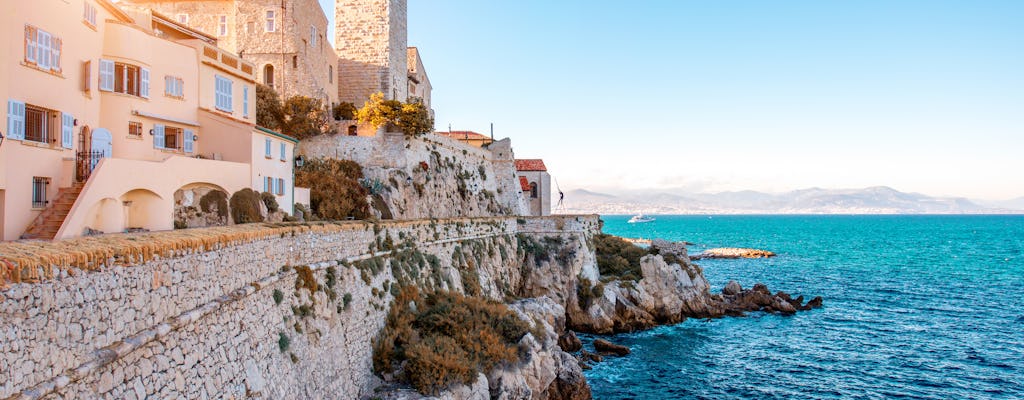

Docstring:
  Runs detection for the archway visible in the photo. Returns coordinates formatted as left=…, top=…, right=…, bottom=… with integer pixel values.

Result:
left=83, top=197, right=124, bottom=234
left=120, top=189, right=163, bottom=232
left=264, top=64, right=274, bottom=87
left=174, top=183, right=230, bottom=228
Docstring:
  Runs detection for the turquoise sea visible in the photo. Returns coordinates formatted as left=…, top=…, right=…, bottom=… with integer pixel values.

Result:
left=585, top=215, right=1024, bottom=399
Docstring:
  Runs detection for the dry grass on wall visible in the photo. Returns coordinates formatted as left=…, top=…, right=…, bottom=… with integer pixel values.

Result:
left=0, top=221, right=366, bottom=288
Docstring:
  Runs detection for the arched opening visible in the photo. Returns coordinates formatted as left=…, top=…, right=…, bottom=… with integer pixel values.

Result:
left=347, top=125, right=358, bottom=136
left=263, top=64, right=274, bottom=87
left=174, top=183, right=230, bottom=229
left=120, top=189, right=164, bottom=232
left=530, top=182, right=538, bottom=199
left=83, top=197, right=123, bottom=234
left=328, top=65, right=333, bottom=83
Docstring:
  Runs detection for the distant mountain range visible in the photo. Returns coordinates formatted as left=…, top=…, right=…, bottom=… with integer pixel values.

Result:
left=559, top=187, right=1024, bottom=215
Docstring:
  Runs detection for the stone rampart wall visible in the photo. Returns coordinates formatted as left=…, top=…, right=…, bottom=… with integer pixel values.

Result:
left=0, top=215, right=599, bottom=399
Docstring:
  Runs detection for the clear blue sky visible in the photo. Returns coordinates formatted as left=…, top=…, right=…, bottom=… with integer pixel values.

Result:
left=321, top=1, right=1024, bottom=200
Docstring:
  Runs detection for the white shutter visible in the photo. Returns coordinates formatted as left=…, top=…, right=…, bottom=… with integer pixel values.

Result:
left=183, top=129, right=194, bottom=153
left=140, top=68, right=150, bottom=98
left=99, top=59, right=114, bottom=91
left=25, top=26, right=37, bottom=63
left=243, top=86, right=249, bottom=118
left=61, top=112, right=74, bottom=149
left=153, top=124, right=165, bottom=149
left=37, top=30, right=51, bottom=70
left=7, top=100, right=26, bottom=140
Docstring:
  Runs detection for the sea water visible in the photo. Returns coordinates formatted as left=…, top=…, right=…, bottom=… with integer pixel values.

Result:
left=585, top=215, right=1024, bottom=399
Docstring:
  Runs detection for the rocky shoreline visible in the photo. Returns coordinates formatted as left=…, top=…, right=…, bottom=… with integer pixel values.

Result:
left=691, top=247, right=777, bottom=260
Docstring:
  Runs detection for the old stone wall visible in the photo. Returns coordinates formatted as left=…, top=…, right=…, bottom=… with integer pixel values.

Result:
left=335, top=0, right=408, bottom=104
left=298, top=132, right=531, bottom=219
left=0, top=215, right=600, bottom=400
left=125, top=0, right=339, bottom=105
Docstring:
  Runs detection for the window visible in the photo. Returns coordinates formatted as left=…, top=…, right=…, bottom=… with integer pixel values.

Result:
left=265, top=11, right=276, bottom=32
left=530, top=182, right=538, bottom=199
left=24, top=105, right=52, bottom=144
left=264, top=176, right=273, bottom=193
left=164, top=126, right=182, bottom=150
left=218, top=15, right=228, bottom=36
left=129, top=121, right=143, bottom=138
left=165, top=76, right=184, bottom=98
left=277, top=178, right=285, bottom=195
left=24, top=25, right=62, bottom=73
left=329, top=65, right=333, bottom=84
left=177, top=14, right=189, bottom=25
left=263, top=64, right=274, bottom=87
left=32, top=177, right=49, bottom=208
left=310, top=26, right=317, bottom=47
left=265, top=138, right=272, bottom=158
left=246, top=22, right=254, bottom=34
left=215, top=75, right=233, bottom=112
left=279, top=142, right=286, bottom=161
left=99, top=60, right=150, bottom=98
left=292, top=56, right=297, bottom=69
left=83, top=2, right=98, bottom=27
left=243, top=86, right=250, bottom=118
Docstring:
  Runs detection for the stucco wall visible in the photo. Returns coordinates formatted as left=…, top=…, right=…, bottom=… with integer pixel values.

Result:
left=0, top=215, right=600, bottom=399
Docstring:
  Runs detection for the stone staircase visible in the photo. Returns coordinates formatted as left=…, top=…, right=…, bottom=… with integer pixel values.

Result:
left=22, top=182, right=86, bottom=240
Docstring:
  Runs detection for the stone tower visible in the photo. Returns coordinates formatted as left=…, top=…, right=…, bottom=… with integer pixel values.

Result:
left=335, top=0, right=408, bottom=105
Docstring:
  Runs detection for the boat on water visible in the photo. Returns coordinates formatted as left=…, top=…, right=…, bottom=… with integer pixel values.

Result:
left=628, top=214, right=655, bottom=224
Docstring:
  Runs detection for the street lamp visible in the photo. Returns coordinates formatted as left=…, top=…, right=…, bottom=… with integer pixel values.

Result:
left=0, top=131, right=5, bottom=147
left=294, top=155, right=305, bottom=168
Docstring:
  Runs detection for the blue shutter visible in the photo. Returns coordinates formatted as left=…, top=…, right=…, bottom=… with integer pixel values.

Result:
left=7, top=100, right=26, bottom=140
left=99, top=60, right=114, bottom=91
left=61, top=112, right=74, bottom=149
left=279, top=142, right=285, bottom=160
left=243, top=86, right=249, bottom=118
left=37, top=30, right=51, bottom=70
left=183, top=129, right=194, bottom=153
left=265, top=138, right=271, bottom=157
left=153, top=124, right=165, bottom=149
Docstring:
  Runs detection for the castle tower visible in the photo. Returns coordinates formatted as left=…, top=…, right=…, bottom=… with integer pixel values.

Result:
left=335, top=0, right=408, bottom=105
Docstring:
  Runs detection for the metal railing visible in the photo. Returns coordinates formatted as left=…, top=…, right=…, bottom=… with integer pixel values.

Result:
left=76, top=150, right=104, bottom=182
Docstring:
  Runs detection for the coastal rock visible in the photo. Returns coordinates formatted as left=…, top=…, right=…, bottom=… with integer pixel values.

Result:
left=691, top=248, right=776, bottom=260
left=723, top=280, right=742, bottom=296
left=558, top=331, right=582, bottom=353
left=544, top=352, right=592, bottom=400
left=593, top=340, right=630, bottom=356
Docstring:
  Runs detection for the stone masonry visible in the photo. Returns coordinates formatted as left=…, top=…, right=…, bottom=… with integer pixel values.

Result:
left=0, top=215, right=599, bottom=399
left=123, top=0, right=340, bottom=105
left=335, top=0, right=409, bottom=105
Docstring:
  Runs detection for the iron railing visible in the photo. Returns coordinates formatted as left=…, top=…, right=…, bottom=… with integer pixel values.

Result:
left=76, top=150, right=104, bottom=182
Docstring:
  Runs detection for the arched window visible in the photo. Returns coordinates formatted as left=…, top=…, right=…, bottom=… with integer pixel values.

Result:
left=347, top=125, right=358, bottom=136
left=530, top=182, right=538, bottom=199
left=263, top=64, right=274, bottom=87
left=292, top=56, right=297, bottom=68
left=328, top=65, right=333, bottom=83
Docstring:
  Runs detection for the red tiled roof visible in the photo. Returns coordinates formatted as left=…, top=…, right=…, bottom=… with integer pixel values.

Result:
left=436, top=131, right=492, bottom=141
left=519, top=176, right=531, bottom=191
left=515, top=159, right=547, bottom=172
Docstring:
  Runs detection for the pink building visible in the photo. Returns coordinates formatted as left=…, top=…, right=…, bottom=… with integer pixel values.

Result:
left=0, top=0, right=303, bottom=240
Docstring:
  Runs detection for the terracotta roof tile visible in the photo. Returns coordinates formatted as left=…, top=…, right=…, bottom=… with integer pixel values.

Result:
left=515, top=159, right=547, bottom=172
left=519, top=176, right=531, bottom=191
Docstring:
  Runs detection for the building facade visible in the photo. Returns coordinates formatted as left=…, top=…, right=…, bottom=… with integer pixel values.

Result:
left=0, top=0, right=299, bottom=240
left=406, top=47, right=433, bottom=115
left=335, top=0, right=408, bottom=105
left=119, top=0, right=340, bottom=107
left=515, top=159, right=551, bottom=216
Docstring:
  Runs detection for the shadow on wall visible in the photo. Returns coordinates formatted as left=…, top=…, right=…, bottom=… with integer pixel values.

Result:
left=336, top=58, right=391, bottom=107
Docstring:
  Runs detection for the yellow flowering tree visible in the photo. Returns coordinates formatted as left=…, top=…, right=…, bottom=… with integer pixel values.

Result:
left=356, top=92, right=434, bottom=136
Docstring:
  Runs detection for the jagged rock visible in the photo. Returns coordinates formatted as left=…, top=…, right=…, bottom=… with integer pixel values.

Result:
left=593, top=340, right=630, bottom=356
left=544, top=352, right=592, bottom=400
left=692, top=248, right=776, bottom=260
left=558, top=331, right=582, bottom=353
left=579, top=351, right=602, bottom=363
left=804, top=296, right=823, bottom=309
left=723, top=280, right=742, bottom=296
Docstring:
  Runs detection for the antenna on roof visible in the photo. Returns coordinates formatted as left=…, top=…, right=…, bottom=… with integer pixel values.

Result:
left=448, top=123, right=451, bottom=133
left=490, top=123, right=494, bottom=140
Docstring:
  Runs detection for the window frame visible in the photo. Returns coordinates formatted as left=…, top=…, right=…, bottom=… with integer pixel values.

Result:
left=218, top=15, right=228, bottom=37
left=265, top=138, right=272, bottom=158
left=279, top=142, right=286, bottom=161
left=215, top=75, right=233, bottom=112
left=83, top=2, right=98, bottom=27
left=24, top=25, right=62, bottom=74
left=24, top=104, right=53, bottom=144
left=32, top=177, right=50, bottom=209
left=128, top=121, right=143, bottom=139
left=265, top=10, right=276, bottom=32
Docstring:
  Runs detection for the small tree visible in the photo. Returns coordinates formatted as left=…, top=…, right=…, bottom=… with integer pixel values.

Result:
left=256, top=84, right=284, bottom=130
left=356, top=92, right=434, bottom=136
left=230, top=188, right=265, bottom=224
left=333, top=102, right=357, bottom=120
left=282, top=96, right=334, bottom=140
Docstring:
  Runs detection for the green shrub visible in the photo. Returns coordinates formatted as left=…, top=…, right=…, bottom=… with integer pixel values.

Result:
left=261, top=191, right=280, bottom=213
left=373, top=287, right=530, bottom=395
left=333, top=101, right=357, bottom=120
left=295, top=158, right=370, bottom=220
left=278, top=332, right=290, bottom=352
left=199, top=190, right=229, bottom=218
left=594, top=234, right=647, bottom=281
left=229, top=188, right=265, bottom=224
left=273, top=289, right=284, bottom=305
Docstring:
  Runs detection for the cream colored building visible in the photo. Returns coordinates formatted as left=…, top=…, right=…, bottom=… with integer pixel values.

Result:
left=407, top=47, right=433, bottom=115
left=515, top=159, right=552, bottom=217
left=0, top=0, right=300, bottom=240
left=120, top=0, right=340, bottom=106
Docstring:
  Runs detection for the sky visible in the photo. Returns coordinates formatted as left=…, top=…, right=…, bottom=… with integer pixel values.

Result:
left=320, top=1, right=1024, bottom=201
